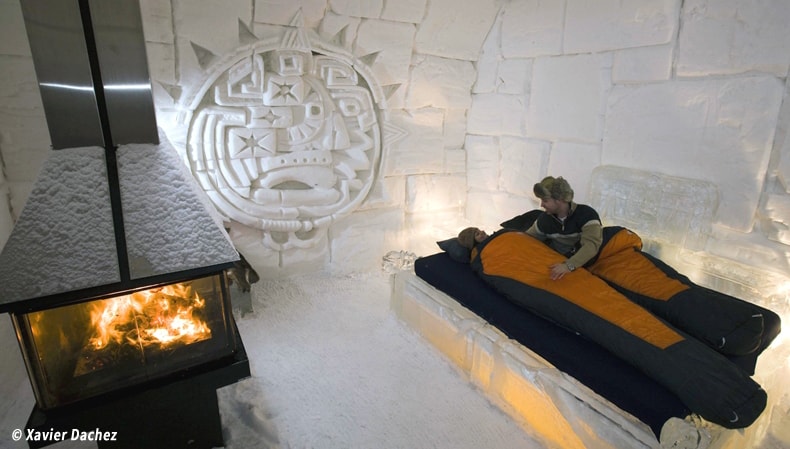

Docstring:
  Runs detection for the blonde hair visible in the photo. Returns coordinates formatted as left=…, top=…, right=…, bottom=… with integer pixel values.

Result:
left=457, top=227, right=477, bottom=249
left=533, top=176, right=574, bottom=202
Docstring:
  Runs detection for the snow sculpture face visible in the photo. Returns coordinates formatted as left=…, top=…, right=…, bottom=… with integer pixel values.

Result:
left=186, top=48, right=381, bottom=250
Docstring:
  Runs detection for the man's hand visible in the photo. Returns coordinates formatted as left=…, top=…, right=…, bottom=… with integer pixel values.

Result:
left=549, top=262, right=571, bottom=280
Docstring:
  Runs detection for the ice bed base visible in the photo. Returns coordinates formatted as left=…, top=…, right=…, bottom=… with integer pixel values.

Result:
left=390, top=270, right=740, bottom=449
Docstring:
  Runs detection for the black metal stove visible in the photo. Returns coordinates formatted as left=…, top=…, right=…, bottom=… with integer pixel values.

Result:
left=0, top=1, right=250, bottom=447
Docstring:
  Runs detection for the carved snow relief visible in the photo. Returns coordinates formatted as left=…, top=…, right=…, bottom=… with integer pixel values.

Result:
left=185, top=38, right=383, bottom=251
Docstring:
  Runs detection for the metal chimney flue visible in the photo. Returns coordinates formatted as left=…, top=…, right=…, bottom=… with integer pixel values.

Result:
left=20, top=0, right=158, bottom=149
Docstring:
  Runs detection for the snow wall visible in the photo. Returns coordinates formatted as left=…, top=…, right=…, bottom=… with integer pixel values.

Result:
left=1, top=1, right=789, bottom=447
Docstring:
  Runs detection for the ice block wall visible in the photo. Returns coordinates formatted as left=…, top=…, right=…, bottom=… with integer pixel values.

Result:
left=0, top=0, right=789, bottom=289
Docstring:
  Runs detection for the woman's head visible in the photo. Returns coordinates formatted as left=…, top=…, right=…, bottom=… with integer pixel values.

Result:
left=457, top=227, right=488, bottom=249
left=533, top=176, right=574, bottom=203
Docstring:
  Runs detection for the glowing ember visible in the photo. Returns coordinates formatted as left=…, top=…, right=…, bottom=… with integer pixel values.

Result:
left=88, top=283, right=211, bottom=350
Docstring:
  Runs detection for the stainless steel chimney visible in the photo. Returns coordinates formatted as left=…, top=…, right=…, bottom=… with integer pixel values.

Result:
left=20, top=0, right=158, bottom=148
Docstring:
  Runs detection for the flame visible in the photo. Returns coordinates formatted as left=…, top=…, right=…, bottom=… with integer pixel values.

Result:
left=88, top=283, right=211, bottom=350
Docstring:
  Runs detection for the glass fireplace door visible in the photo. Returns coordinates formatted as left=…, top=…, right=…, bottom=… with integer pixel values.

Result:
left=12, top=273, right=237, bottom=409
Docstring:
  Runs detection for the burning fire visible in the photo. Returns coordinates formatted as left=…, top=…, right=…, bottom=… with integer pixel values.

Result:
left=88, top=282, right=211, bottom=350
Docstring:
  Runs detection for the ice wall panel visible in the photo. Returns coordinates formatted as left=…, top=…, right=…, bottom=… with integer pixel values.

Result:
left=405, top=175, right=466, bottom=213
left=329, top=0, right=382, bottom=19
left=0, top=57, right=50, bottom=184
left=467, top=94, right=527, bottom=137
left=548, top=142, right=601, bottom=204
left=380, top=0, right=426, bottom=24
left=612, top=45, right=673, bottom=83
left=0, top=0, right=31, bottom=56
left=500, top=137, right=548, bottom=198
left=466, top=191, right=535, bottom=232
left=444, top=149, right=466, bottom=174
left=564, top=0, right=679, bottom=54
left=414, top=0, right=499, bottom=61
left=279, top=236, right=330, bottom=274
left=330, top=208, right=403, bottom=273
left=473, top=16, right=501, bottom=94
left=473, top=57, right=497, bottom=94
left=588, top=166, right=718, bottom=251
left=678, top=0, right=790, bottom=77
left=0, top=56, right=45, bottom=115
left=317, top=12, right=359, bottom=51
left=174, top=0, right=251, bottom=53
left=406, top=55, right=476, bottom=109
left=381, top=109, right=444, bottom=176
left=139, top=0, right=174, bottom=43
left=443, top=109, right=468, bottom=150
left=527, top=54, right=612, bottom=143
left=172, top=0, right=253, bottom=94
left=225, top=224, right=281, bottom=277
left=255, top=0, right=326, bottom=27
left=496, top=59, right=532, bottom=95
left=358, top=177, right=404, bottom=212
left=145, top=42, right=176, bottom=85
left=465, top=135, right=499, bottom=192
left=355, top=19, right=414, bottom=86
left=406, top=208, right=468, bottom=257
left=500, top=0, right=563, bottom=58
left=603, top=77, right=783, bottom=232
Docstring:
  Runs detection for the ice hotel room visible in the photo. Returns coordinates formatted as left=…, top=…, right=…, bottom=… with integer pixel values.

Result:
left=0, top=1, right=789, bottom=448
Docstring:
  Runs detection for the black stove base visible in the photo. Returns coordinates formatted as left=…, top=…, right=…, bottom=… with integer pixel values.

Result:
left=25, top=335, right=250, bottom=449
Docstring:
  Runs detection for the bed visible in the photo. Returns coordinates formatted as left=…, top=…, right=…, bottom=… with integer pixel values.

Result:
left=393, top=249, right=778, bottom=449
left=390, top=167, right=782, bottom=449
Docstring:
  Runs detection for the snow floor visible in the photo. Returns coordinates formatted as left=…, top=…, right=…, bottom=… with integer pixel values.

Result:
left=0, top=270, right=545, bottom=449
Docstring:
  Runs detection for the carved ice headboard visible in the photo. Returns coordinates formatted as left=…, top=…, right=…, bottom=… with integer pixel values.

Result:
left=587, top=166, right=719, bottom=251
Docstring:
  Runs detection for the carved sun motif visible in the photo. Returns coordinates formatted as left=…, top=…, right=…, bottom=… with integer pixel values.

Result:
left=184, top=31, right=388, bottom=250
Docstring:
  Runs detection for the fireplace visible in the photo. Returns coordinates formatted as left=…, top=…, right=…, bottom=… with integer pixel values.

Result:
left=6, top=268, right=249, bottom=449
left=4, top=256, right=249, bottom=449
left=0, top=1, right=251, bottom=447
left=13, top=274, right=237, bottom=410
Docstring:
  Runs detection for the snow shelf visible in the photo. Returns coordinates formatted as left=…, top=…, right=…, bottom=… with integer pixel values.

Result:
left=390, top=270, right=741, bottom=449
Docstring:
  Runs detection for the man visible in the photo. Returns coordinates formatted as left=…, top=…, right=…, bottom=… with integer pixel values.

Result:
left=526, top=176, right=602, bottom=280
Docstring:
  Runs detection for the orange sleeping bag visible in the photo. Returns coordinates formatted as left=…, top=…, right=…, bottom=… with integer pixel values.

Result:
left=588, top=228, right=771, bottom=357
left=470, top=229, right=766, bottom=429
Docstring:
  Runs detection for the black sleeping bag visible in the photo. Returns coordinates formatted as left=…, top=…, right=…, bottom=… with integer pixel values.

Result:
left=501, top=211, right=781, bottom=374
left=588, top=226, right=780, bottom=369
left=469, top=229, right=767, bottom=429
